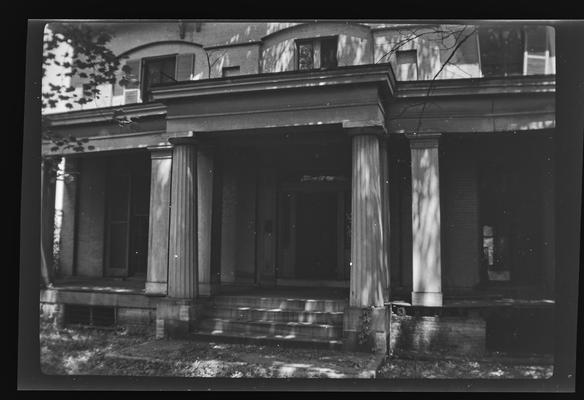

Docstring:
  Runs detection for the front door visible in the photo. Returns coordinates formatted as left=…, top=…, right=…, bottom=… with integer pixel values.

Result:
left=277, top=182, right=349, bottom=285
left=295, top=191, right=337, bottom=279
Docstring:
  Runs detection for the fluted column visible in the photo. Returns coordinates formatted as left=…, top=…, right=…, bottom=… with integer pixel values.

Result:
left=344, top=130, right=390, bottom=354
left=145, top=145, right=172, bottom=296
left=350, top=134, right=387, bottom=307
left=167, top=141, right=198, bottom=299
left=197, top=146, right=216, bottom=296
left=406, top=133, right=443, bottom=306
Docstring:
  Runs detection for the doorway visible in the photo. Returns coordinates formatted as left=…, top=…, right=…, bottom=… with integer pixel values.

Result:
left=295, top=191, right=338, bottom=279
left=277, top=182, right=349, bottom=286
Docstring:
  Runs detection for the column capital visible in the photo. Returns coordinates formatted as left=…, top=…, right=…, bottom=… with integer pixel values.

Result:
left=169, top=132, right=199, bottom=146
left=344, top=124, right=387, bottom=138
left=405, top=132, right=442, bottom=149
left=147, top=144, right=173, bottom=159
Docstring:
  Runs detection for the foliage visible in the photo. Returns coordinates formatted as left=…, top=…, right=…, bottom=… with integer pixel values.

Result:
left=42, top=22, right=126, bottom=111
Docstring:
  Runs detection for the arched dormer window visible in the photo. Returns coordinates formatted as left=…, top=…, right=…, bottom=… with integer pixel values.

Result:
left=113, top=41, right=201, bottom=105
left=296, top=36, right=338, bottom=70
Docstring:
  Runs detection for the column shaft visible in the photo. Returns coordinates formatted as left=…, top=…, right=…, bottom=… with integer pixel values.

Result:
left=407, top=133, right=443, bottom=306
left=59, top=157, right=79, bottom=277
left=146, top=146, right=173, bottom=295
left=350, top=134, right=388, bottom=307
left=167, top=143, right=198, bottom=299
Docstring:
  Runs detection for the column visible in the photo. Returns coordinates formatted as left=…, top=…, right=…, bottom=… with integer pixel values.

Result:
left=41, top=157, right=57, bottom=285
left=197, top=146, right=217, bottom=296
left=406, top=133, right=443, bottom=307
left=344, top=130, right=390, bottom=354
left=156, top=139, right=200, bottom=338
left=145, top=145, right=172, bottom=296
left=58, top=157, right=79, bottom=277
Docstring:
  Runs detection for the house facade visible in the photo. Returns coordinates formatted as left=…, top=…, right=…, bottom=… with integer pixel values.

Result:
left=40, top=21, right=556, bottom=355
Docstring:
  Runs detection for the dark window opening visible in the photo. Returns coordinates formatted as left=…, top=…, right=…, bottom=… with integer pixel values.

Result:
left=142, top=56, right=177, bottom=102
left=64, top=305, right=116, bottom=327
left=222, top=66, right=240, bottom=77
left=479, top=27, right=524, bottom=77
left=296, top=37, right=338, bottom=71
left=396, top=49, right=418, bottom=80
left=320, top=37, right=338, bottom=69
left=105, top=153, right=151, bottom=278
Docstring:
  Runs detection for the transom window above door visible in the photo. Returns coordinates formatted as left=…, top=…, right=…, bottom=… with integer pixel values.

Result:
left=296, top=36, right=338, bottom=71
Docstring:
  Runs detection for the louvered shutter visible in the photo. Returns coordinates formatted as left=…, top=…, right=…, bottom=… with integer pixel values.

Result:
left=175, top=53, right=196, bottom=81
left=112, top=68, right=124, bottom=97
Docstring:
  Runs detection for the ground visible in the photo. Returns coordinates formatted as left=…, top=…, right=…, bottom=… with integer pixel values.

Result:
left=40, top=322, right=553, bottom=379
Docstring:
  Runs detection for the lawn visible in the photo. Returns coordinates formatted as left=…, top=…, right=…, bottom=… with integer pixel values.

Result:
left=40, top=322, right=553, bottom=379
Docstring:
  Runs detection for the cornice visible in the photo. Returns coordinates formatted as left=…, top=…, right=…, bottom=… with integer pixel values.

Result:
left=150, top=63, right=397, bottom=101
left=43, top=103, right=167, bottom=127
left=396, top=75, right=555, bottom=98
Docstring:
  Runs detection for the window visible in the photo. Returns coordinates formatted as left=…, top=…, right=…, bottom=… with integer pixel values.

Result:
left=141, top=55, right=177, bottom=102
left=479, top=27, right=524, bottom=77
left=296, top=36, right=338, bottom=71
left=396, top=49, right=418, bottom=80
left=222, top=66, right=240, bottom=77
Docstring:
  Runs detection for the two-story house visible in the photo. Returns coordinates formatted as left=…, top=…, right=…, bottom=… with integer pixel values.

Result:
left=40, top=21, right=556, bottom=356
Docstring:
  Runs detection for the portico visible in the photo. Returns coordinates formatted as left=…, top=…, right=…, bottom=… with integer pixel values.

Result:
left=41, top=64, right=556, bottom=355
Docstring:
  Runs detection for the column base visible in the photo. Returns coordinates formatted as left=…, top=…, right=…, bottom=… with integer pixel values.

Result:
left=342, top=306, right=390, bottom=354
left=155, top=298, right=203, bottom=339
left=145, top=281, right=167, bottom=296
left=411, top=291, right=443, bottom=307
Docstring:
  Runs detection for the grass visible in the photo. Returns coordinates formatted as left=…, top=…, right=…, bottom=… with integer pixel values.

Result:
left=40, top=321, right=553, bottom=379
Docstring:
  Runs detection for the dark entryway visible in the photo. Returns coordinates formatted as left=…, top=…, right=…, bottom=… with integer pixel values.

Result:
left=295, top=191, right=338, bottom=279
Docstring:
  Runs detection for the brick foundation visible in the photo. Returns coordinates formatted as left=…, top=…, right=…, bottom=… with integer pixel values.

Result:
left=389, top=305, right=486, bottom=357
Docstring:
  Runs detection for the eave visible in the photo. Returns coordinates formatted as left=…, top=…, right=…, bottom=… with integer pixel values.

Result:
left=150, top=63, right=398, bottom=102
left=43, top=103, right=167, bottom=127
left=396, top=75, right=555, bottom=98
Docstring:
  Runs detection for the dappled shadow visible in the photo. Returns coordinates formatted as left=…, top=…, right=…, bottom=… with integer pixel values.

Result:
left=410, top=147, right=441, bottom=294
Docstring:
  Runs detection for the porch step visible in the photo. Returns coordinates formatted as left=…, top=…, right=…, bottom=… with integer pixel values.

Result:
left=212, top=295, right=348, bottom=313
left=192, top=294, right=346, bottom=348
left=197, top=318, right=342, bottom=340
left=208, top=306, right=345, bottom=325
left=191, top=330, right=343, bottom=350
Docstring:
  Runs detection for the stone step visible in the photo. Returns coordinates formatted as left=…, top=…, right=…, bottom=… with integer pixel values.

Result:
left=206, top=306, right=344, bottom=325
left=212, top=295, right=348, bottom=313
left=192, top=330, right=344, bottom=350
left=197, top=318, right=343, bottom=340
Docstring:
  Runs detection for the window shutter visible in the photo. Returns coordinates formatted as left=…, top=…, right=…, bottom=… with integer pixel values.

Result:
left=124, top=59, right=142, bottom=89
left=123, top=89, right=140, bottom=104
left=175, top=53, right=196, bottom=81
left=112, top=68, right=124, bottom=97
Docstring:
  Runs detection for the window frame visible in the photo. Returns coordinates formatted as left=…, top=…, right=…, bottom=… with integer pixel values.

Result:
left=140, top=54, right=178, bottom=102
left=295, top=35, right=339, bottom=71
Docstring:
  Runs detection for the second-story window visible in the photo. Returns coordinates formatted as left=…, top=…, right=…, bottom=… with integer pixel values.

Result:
left=296, top=36, right=338, bottom=71
left=142, top=55, right=177, bottom=102
left=478, top=27, right=524, bottom=77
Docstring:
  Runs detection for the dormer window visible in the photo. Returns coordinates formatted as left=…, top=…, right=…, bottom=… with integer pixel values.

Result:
left=296, top=36, right=338, bottom=71
left=142, top=55, right=177, bottom=102
left=478, top=27, right=524, bottom=77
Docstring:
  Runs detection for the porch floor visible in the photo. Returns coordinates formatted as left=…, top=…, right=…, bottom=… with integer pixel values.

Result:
left=215, top=285, right=349, bottom=300
left=50, top=277, right=146, bottom=294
